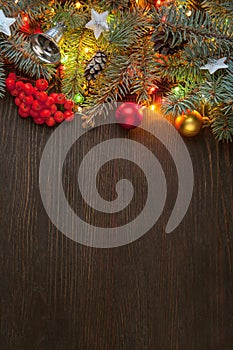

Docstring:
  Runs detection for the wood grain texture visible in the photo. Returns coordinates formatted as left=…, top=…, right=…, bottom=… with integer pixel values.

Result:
left=0, top=95, right=232, bottom=350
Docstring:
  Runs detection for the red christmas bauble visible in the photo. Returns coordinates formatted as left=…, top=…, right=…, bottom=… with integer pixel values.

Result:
left=115, top=102, right=143, bottom=129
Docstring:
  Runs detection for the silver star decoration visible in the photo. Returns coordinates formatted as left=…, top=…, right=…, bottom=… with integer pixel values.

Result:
left=200, top=57, right=228, bottom=74
left=85, top=9, right=109, bottom=40
left=0, top=10, right=16, bottom=36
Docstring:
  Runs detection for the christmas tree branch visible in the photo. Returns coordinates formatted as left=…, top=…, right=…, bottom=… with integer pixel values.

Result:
left=108, top=10, right=149, bottom=50
left=61, top=29, right=88, bottom=98
left=201, top=0, right=233, bottom=17
left=0, top=0, right=48, bottom=18
left=46, top=1, right=89, bottom=30
left=130, top=38, right=158, bottom=105
left=161, top=88, right=201, bottom=116
left=152, top=6, right=233, bottom=53
left=211, top=105, right=233, bottom=142
left=83, top=54, right=132, bottom=122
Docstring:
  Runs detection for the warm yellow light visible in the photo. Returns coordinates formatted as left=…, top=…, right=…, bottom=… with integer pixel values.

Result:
left=84, top=47, right=89, bottom=53
left=150, top=104, right=156, bottom=111
left=75, top=1, right=81, bottom=9
left=186, top=10, right=192, bottom=17
left=149, top=86, right=157, bottom=94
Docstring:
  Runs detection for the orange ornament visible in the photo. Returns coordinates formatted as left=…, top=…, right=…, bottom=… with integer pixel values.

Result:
left=174, top=110, right=203, bottom=137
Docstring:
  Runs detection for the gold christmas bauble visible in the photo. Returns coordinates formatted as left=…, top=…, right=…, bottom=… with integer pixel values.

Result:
left=174, top=110, right=203, bottom=137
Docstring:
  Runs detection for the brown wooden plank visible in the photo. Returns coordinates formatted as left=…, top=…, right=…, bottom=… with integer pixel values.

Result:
left=0, top=95, right=232, bottom=350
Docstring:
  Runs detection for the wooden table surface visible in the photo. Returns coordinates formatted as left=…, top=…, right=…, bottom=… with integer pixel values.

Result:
left=0, top=95, right=232, bottom=350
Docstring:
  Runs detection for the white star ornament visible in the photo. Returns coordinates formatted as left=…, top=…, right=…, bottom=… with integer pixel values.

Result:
left=200, top=57, right=228, bottom=74
left=85, top=9, right=109, bottom=40
left=0, top=10, right=16, bottom=36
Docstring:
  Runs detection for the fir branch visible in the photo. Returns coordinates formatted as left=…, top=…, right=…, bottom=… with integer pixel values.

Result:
left=153, top=53, right=205, bottom=84
left=201, top=0, right=233, bottom=17
left=210, top=105, right=233, bottom=142
left=199, top=73, right=232, bottom=106
left=98, top=0, right=131, bottom=11
left=0, top=0, right=48, bottom=18
left=61, top=30, right=89, bottom=98
left=108, top=10, right=149, bottom=50
left=179, top=0, right=204, bottom=10
left=46, top=1, right=89, bottom=30
left=83, top=54, right=132, bottom=120
left=151, top=6, right=233, bottom=53
left=161, top=88, right=201, bottom=116
left=130, top=38, right=158, bottom=105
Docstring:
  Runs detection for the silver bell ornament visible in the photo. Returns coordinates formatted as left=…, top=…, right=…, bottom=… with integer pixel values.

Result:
left=30, top=22, right=66, bottom=65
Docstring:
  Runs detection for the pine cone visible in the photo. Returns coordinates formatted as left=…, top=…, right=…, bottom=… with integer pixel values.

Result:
left=84, top=51, right=107, bottom=81
left=152, top=31, right=187, bottom=55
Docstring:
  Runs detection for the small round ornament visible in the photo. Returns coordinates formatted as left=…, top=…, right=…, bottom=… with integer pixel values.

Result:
left=115, top=102, right=143, bottom=130
left=174, top=110, right=203, bottom=137
left=74, top=93, right=85, bottom=104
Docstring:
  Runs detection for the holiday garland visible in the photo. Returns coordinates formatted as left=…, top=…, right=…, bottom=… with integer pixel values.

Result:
left=0, top=0, right=233, bottom=140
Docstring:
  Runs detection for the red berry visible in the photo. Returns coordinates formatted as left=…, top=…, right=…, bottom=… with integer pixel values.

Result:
left=19, top=91, right=26, bottom=100
left=11, top=89, right=19, bottom=97
left=36, top=79, right=49, bottom=91
left=23, top=95, right=34, bottom=106
left=32, top=100, right=43, bottom=111
left=35, top=91, right=48, bottom=103
left=14, top=97, right=21, bottom=107
left=45, top=96, right=55, bottom=107
left=40, top=109, right=51, bottom=119
left=18, top=109, right=30, bottom=118
left=49, top=93, right=58, bottom=100
left=50, top=104, right=57, bottom=115
left=46, top=117, right=56, bottom=127
left=15, top=81, right=25, bottom=91
left=55, top=93, right=66, bottom=104
left=54, top=111, right=64, bottom=123
left=6, top=78, right=15, bottom=91
left=33, top=117, right=45, bottom=125
left=8, top=73, right=17, bottom=80
left=24, top=83, right=34, bottom=95
left=57, top=65, right=65, bottom=79
left=64, top=100, right=75, bottom=110
left=30, top=109, right=39, bottom=118
left=19, top=103, right=31, bottom=113
left=64, top=110, right=74, bottom=122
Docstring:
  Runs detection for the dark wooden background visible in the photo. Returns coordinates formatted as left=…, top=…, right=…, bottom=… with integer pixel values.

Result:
left=0, top=95, right=232, bottom=350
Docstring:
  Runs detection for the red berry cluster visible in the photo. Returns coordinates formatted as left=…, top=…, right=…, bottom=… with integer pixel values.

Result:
left=5, top=73, right=75, bottom=126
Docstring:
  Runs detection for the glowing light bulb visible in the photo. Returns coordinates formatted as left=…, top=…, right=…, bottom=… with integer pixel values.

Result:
left=186, top=10, right=192, bottom=17
left=149, top=86, right=157, bottom=94
left=75, top=1, right=81, bottom=9
left=61, top=55, right=69, bottom=63
left=150, top=104, right=156, bottom=111
left=157, top=0, right=162, bottom=6
left=84, top=47, right=89, bottom=54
